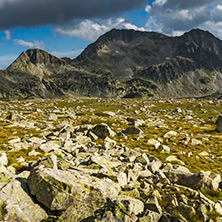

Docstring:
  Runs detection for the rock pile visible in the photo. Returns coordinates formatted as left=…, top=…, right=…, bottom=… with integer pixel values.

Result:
left=0, top=121, right=221, bottom=221
left=0, top=98, right=222, bottom=221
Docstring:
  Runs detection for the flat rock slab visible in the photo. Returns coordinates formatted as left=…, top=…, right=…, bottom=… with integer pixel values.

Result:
left=28, top=168, right=121, bottom=212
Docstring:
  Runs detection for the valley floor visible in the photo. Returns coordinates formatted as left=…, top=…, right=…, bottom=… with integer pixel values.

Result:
left=0, top=97, right=222, bottom=221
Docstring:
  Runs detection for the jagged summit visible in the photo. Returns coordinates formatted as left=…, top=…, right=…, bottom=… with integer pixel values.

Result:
left=8, top=49, right=65, bottom=71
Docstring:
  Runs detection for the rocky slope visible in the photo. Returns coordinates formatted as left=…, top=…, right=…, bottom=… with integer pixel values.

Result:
left=1, top=28, right=222, bottom=99
left=0, top=98, right=222, bottom=221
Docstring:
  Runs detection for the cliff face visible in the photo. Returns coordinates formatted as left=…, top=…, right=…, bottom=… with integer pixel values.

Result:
left=1, top=28, right=222, bottom=99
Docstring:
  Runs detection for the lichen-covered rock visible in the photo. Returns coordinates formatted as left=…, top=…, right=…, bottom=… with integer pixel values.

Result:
left=102, top=137, right=116, bottom=150
left=166, top=169, right=219, bottom=191
left=117, top=172, right=128, bottom=187
left=0, top=172, right=47, bottom=222
left=163, top=130, right=177, bottom=139
left=0, top=152, right=8, bottom=166
left=138, top=210, right=161, bottom=222
left=39, top=140, right=61, bottom=152
left=174, top=203, right=196, bottom=221
left=147, top=160, right=162, bottom=173
left=147, top=138, right=160, bottom=149
left=126, top=117, right=145, bottom=127
left=27, top=168, right=121, bottom=211
left=116, top=195, right=144, bottom=216
left=144, top=195, right=162, bottom=214
left=158, top=145, right=170, bottom=153
left=57, top=203, right=95, bottom=222
left=91, top=154, right=122, bottom=169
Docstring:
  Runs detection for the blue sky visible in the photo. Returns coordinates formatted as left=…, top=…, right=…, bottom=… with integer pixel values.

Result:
left=0, top=0, right=222, bottom=69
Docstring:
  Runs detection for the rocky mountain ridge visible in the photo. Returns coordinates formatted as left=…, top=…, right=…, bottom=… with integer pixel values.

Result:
left=1, top=28, right=222, bottom=99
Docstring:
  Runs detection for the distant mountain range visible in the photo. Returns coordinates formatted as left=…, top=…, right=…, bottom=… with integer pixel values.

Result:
left=1, top=28, right=222, bottom=99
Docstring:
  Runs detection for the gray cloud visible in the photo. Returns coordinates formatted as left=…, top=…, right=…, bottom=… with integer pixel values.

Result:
left=162, top=0, right=222, bottom=9
left=146, top=0, right=222, bottom=39
left=54, top=18, right=146, bottom=41
left=0, top=0, right=147, bottom=30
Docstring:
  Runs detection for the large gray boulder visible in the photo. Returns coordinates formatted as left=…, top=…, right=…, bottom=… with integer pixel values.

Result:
left=91, top=123, right=116, bottom=139
left=166, top=169, right=220, bottom=191
left=216, top=115, right=222, bottom=132
left=27, top=168, right=121, bottom=212
left=0, top=171, right=47, bottom=222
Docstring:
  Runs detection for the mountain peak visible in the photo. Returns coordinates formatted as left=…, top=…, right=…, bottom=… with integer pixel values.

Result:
left=182, top=28, right=217, bottom=40
left=8, top=49, right=65, bottom=70
left=22, top=49, right=63, bottom=65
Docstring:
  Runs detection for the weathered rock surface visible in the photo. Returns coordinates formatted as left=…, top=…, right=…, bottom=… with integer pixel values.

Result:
left=216, top=115, right=222, bottom=132
left=0, top=172, right=47, bottom=222
left=28, top=167, right=121, bottom=211
left=166, top=169, right=220, bottom=191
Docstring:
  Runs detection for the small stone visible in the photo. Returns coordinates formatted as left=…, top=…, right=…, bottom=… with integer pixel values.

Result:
left=117, top=196, right=144, bottom=215
left=197, top=204, right=209, bottom=221
left=123, top=126, right=144, bottom=136
left=163, top=130, right=177, bottom=139
left=152, top=190, right=162, bottom=200
left=176, top=203, right=196, bottom=220
left=0, top=152, right=8, bottom=166
left=191, top=138, right=202, bottom=146
left=126, top=117, right=145, bottom=127
left=165, top=155, right=185, bottom=165
left=147, top=138, right=160, bottom=149
left=145, top=195, right=162, bottom=214
left=139, top=211, right=161, bottom=222
left=147, top=160, right=162, bottom=173
left=103, top=111, right=116, bottom=116
left=199, top=151, right=209, bottom=156
left=48, top=113, right=57, bottom=121
left=102, top=137, right=116, bottom=150
left=28, top=149, right=41, bottom=157
left=135, top=153, right=150, bottom=165
left=39, top=140, right=61, bottom=153
left=158, top=145, right=170, bottom=153
left=117, top=172, right=128, bottom=187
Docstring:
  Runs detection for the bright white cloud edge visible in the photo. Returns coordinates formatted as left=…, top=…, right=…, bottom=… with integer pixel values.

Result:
left=14, top=39, right=45, bottom=49
left=54, top=18, right=146, bottom=41
left=50, top=49, right=83, bottom=58
left=0, top=54, right=18, bottom=69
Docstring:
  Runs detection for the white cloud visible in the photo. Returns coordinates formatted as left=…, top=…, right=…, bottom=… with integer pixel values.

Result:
left=173, top=9, right=193, bottom=21
left=216, top=4, right=222, bottom=10
left=200, top=21, right=222, bottom=39
left=13, top=39, right=45, bottom=49
left=0, top=54, right=17, bottom=69
left=172, top=31, right=185, bottom=36
left=153, top=0, right=167, bottom=6
left=144, top=1, right=222, bottom=39
left=145, top=5, right=151, bottom=13
left=55, top=18, right=146, bottom=41
left=145, top=16, right=163, bottom=33
left=4, top=30, right=11, bottom=40
left=50, top=49, right=83, bottom=58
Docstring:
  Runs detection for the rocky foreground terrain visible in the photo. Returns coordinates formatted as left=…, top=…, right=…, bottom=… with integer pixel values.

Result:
left=0, top=98, right=221, bottom=221
left=1, top=28, right=222, bottom=99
